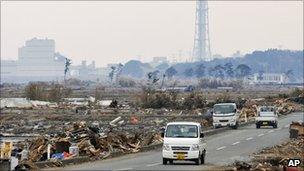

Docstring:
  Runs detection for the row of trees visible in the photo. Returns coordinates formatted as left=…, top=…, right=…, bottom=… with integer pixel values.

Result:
left=182, top=63, right=252, bottom=79
left=160, top=63, right=252, bottom=80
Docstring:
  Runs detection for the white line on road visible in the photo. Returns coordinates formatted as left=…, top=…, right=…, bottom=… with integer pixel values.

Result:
left=258, top=133, right=264, bottom=137
left=246, top=137, right=253, bottom=141
left=232, top=141, right=240, bottom=146
left=216, top=146, right=226, bottom=150
left=147, top=163, right=161, bottom=167
left=268, top=130, right=274, bottom=133
left=115, top=168, right=133, bottom=171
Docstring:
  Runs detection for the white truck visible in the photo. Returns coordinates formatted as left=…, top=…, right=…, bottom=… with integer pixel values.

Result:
left=161, top=122, right=206, bottom=165
left=212, top=103, right=239, bottom=129
left=255, top=106, right=278, bottom=128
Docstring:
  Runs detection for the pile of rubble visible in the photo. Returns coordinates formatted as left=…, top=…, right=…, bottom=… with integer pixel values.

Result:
left=274, top=99, right=299, bottom=115
left=232, top=122, right=304, bottom=171
left=238, top=97, right=302, bottom=122
left=239, top=100, right=258, bottom=122
left=14, top=121, right=162, bottom=167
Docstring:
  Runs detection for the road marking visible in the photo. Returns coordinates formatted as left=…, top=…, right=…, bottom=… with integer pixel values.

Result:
left=115, top=168, right=133, bottom=171
left=216, top=146, right=226, bottom=150
left=268, top=130, right=274, bottom=133
left=284, top=124, right=289, bottom=128
left=147, top=163, right=161, bottom=167
left=246, top=137, right=253, bottom=141
left=232, top=141, right=240, bottom=146
left=258, top=133, right=264, bottom=137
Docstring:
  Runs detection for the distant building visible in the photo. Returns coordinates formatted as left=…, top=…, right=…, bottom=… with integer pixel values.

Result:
left=153, top=57, right=168, bottom=63
left=17, top=38, right=65, bottom=77
left=150, top=57, right=168, bottom=67
left=232, top=51, right=243, bottom=58
left=251, top=73, right=286, bottom=84
left=1, top=38, right=66, bottom=82
left=67, top=62, right=115, bottom=82
left=97, top=67, right=111, bottom=81
left=0, top=60, right=17, bottom=77
left=70, top=60, right=99, bottom=80
left=212, top=54, right=223, bottom=59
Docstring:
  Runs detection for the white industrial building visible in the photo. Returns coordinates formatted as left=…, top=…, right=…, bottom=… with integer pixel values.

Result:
left=251, top=73, right=286, bottom=84
left=1, top=38, right=66, bottom=82
left=17, top=38, right=65, bottom=77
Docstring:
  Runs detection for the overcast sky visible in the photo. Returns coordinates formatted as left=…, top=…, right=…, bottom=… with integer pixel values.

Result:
left=1, top=1, right=303, bottom=67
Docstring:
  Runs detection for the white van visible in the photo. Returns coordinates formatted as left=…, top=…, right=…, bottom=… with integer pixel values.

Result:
left=212, top=103, right=239, bottom=129
left=161, top=122, right=206, bottom=165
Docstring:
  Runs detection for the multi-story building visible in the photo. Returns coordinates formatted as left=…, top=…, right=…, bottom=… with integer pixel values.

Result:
left=1, top=38, right=66, bottom=82
left=17, top=38, right=65, bottom=77
left=1, top=38, right=117, bottom=83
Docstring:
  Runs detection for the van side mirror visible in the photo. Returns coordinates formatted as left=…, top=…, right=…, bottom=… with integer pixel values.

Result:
left=161, top=132, right=164, bottom=138
left=160, top=127, right=165, bottom=138
left=200, top=132, right=204, bottom=138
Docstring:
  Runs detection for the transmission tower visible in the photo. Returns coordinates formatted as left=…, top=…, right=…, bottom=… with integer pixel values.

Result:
left=192, top=0, right=212, bottom=62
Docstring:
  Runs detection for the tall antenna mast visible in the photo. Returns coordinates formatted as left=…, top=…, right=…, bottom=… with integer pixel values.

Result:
left=192, top=0, right=212, bottom=62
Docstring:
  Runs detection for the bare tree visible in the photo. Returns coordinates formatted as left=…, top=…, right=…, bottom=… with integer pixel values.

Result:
left=109, top=66, right=116, bottom=83
left=64, top=58, right=72, bottom=83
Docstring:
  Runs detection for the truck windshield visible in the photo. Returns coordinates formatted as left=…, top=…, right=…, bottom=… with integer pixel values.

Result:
left=260, top=106, right=274, bottom=112
left=259, top=107, right=276, bottom=116
left=214, top=105, right=235, bottom=114
left=165, top=125, right=198, bottom=138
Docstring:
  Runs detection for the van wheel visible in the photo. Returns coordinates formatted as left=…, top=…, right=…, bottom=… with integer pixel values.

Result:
left=201, top=152, right=205, bottom=164
left=256, top=124, right=260, bottom=129
left=194, top=158, right=200, bottom=165
left=273, top=123, right=278, bottom=128
left=162, top=158, right=167, bottom=165
left=169, top=160, right=173, bottom=164
left=232, top=122, right=239, bottom=129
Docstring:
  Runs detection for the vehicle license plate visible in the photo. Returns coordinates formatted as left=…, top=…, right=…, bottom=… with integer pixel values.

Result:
left=177, top=153, right=185, bottom=160
left=263, top=122, right=268, bottom=125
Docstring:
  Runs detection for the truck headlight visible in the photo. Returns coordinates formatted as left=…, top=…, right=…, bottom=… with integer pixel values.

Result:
left=191, top=144, right=199, bottom=151
left=163, top=144, right=170, bottom=151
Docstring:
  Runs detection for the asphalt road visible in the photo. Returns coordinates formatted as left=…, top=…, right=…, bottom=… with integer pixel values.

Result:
left=63, top=112, right=303, bottom=170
